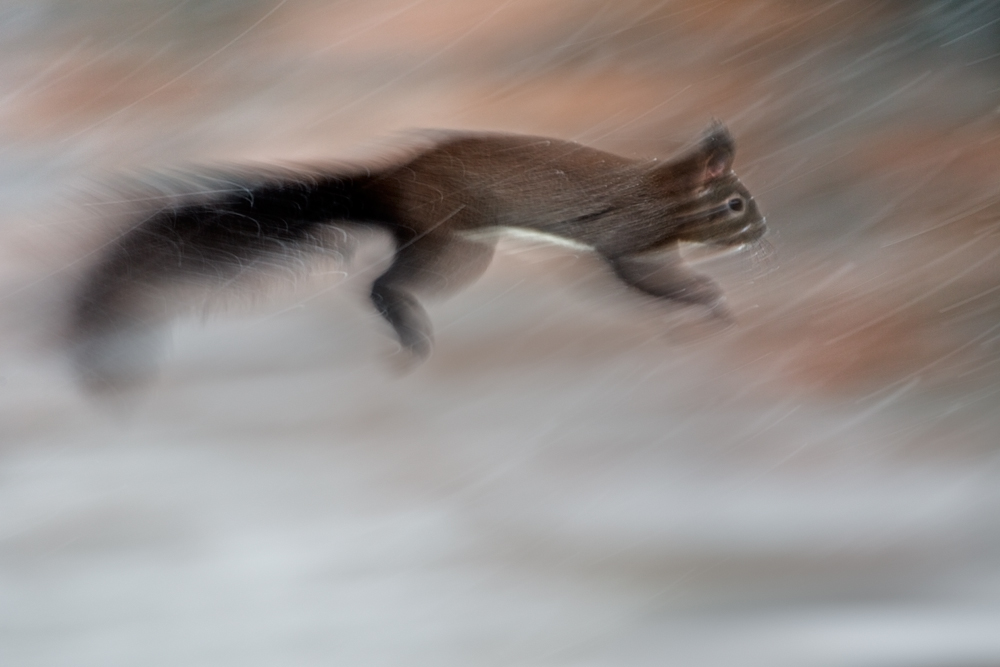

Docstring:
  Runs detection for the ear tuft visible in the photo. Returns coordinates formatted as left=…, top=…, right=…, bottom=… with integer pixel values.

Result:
left=650, top=120, right=738, bottom=192
left=701, top=120, right=735, bottom=181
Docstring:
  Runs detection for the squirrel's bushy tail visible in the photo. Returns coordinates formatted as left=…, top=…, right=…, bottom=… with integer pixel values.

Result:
left=69, top=169, right=394, bottom=389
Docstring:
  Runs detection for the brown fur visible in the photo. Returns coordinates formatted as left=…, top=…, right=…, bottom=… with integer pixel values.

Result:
left=70, top=122, right=765, bottom=384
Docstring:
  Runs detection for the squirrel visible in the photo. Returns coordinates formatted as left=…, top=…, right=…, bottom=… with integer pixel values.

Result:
left=70, top=121, right=765, bottom=385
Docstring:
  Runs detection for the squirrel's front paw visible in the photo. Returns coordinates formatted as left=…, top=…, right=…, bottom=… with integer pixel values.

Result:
left=676, top=274, right=722, bottom=304
left=706, top=298, right=734, bottom=324
left=677, top=275, right=733, bottom=323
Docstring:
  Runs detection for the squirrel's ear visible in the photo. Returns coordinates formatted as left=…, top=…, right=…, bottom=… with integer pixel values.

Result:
left=653, top=121, right=736, bottom=191
left=699, top=120, right=735, bottom=181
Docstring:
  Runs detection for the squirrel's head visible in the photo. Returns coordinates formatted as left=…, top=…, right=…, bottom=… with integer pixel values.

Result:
left=650, top=122, right=766, bottom=246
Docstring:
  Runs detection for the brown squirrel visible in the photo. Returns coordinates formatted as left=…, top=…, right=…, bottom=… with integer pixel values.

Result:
left=70, top=122, right=765, bottom=384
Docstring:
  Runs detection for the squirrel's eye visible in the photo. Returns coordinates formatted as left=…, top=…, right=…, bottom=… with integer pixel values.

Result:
left=727, top=197, right=745, bottom=212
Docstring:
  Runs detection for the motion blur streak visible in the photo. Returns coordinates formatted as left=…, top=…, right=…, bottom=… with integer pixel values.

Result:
left=2, top=2, right=1000, bottom=666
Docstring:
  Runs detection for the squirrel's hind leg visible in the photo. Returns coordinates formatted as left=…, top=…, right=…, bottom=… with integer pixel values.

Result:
left=370, top=231, right=496, bottom=359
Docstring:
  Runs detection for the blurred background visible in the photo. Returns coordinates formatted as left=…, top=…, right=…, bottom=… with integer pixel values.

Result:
left=3, top=1, right=1000, bottom=665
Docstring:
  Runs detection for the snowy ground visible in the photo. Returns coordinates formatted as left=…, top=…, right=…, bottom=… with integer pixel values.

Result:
left=2, top=2, right=1000, bottom=666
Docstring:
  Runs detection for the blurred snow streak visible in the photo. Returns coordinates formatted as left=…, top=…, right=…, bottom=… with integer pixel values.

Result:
left=3, top=1, right=1000, bottom=665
